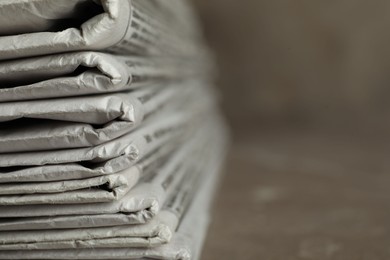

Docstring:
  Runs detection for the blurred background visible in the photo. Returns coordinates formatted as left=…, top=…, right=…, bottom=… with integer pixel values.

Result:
left=194, top=0, right=390, bottom=127
left=191, top=1, right=390, bottom=259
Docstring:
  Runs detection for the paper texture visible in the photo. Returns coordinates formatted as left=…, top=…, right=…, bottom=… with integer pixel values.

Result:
left=0, top=117, right=215, bottom=217
left=0, top=100, right=202, bottom=168
left=0, top=0, right=225, bottom=259
left=0, top=80, right=205, bottom=153
left=0, top=167, right=140, bottom=205
left=0, top=52, right=208, bottom=102
left=0, top=136, right=179, bottom=184
left=0, top=0, right=202, bottom=60
left=0, top=118, right=227, bottom=258
left=0, top=0, right=228, bottom=259
left=0, top=139, right=179, bottom=206
left=0, top=113, right=217, bottom=206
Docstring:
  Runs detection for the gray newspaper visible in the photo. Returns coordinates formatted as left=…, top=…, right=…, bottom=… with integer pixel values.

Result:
left=0, top=135, right=179, bottom=183
left=0, top=1, right=223, bottom=259
left=0, top=0, right=202, bottom=60
left=0, top=118, right=227, bottom=259
left=0, top=141, right=177, bottom=205
left=0, top=80, right=205, bottom=153
left=0, top=98, right=205, bottom=168
left=0, top=167, right=140, bottom=205
left=0, top=118, right=216, bottom=218
left=0, top=113, right=214, bottom=206
left=0, top=52, right=208, bottom=102
left=0, top=118, right=227, bottom=258
left=0, top=117, right=219, bottom=232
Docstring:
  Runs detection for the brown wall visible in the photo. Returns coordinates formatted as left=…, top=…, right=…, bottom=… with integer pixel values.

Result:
left=192, top=0, right=390, bottom=129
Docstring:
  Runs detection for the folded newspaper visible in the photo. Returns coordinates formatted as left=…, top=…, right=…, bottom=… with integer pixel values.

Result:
left=0, top=99, right=206, bottom=168
left=0, top=117, right=218, bottom=216
left=0, top=52, right=208, bottom=102
left=0, top=122, right=225, bottom=250
left=0, top=119, right=227, bottom=258
left=0, top=137, right=179, bottom=184
left=0, top=0, right=203, bottom=60
left=0, top=148, right=221, bottom=259
left=0, top=141, right=173, bottom=206
left=0, top=167, right=140, bottom=205
left=0, top=0, right=227, bottom=259
left=0, top=116, right=215, bottom=206
left=0, top=80, right=209, bottom=153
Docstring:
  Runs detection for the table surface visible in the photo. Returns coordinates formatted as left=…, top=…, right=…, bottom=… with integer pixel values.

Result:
left=201, top=124, right=390, bottom=260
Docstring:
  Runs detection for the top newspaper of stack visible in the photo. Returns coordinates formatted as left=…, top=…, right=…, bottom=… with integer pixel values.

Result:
left=0, top=0, right=203, bottom=60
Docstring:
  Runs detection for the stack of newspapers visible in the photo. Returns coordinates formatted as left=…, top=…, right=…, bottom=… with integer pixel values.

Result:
left=0, top=1, right=227, bottom=259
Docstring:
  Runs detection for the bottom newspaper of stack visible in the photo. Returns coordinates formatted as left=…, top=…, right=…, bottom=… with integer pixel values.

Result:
left=0, top=111, right=227, bottom=259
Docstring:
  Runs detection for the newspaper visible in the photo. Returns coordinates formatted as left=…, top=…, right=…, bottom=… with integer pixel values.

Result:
left=0, top=135, right=179, bottom=184
left=0, top=52, right=209, bottom=102
left=0, top=118, right=227, bottom=254
left=0, top=97, right=205, bottom=168
left=0, top=81, right=206, bottom=153
left=0, top=83, right=173, bottom=124
left=0, top=166, right=140, bottom=205
left=0, top=139, right=178, bottom=205
left=0, top=118, right=227, bottom=258
left=0, top=116, right=213, bottom=218
left=0, top=0, right=202, bottom=60
left=0, top=145, right=174, bottom=230
left=0, top=113, right=208, bottom=205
